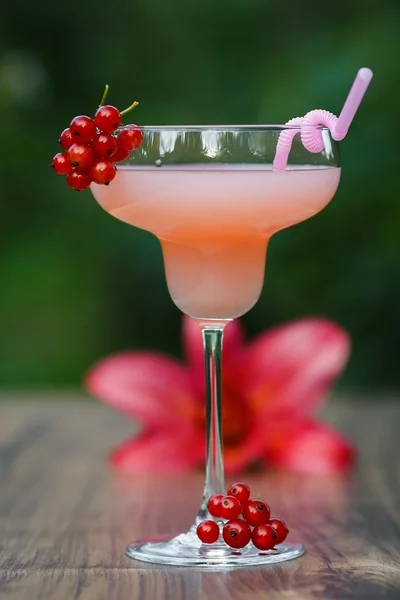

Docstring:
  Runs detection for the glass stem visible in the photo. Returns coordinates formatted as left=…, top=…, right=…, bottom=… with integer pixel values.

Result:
left=196, top=326, right=225, bottom=522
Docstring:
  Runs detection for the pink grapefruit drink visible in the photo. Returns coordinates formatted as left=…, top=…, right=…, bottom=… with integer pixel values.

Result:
left=92, top=163, right=340, bottom=320
left=89, top=125, right=342, bottom=568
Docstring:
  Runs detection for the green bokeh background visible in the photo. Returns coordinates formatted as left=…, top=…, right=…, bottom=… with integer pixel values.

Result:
left=1, top=1, right=399, bottom=388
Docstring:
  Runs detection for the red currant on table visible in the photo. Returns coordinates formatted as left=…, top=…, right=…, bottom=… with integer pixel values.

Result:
left=117, top=124, right=144, bottom=151
left=89, top=160, right=117, bottom=185
left=52, top=153, right=71, bottom=175
left=92, top=133, right=118, bottom=159
left=252, top=524, right=278, bottom=551
left=243, top=499, right=271, bottom=526
left=66, top=170, right=92, bottom=191
left=196, top=520, right=220, bottom=544
left=68, top=143, right=95, bottom=170
left=227, top=482, right=250, bottom=506
left=218, top=495, right=242, bottom=520
left=69, top=115, right=97, bottom=143
left=59, top=128, right=74, bottom=151
left=95, top=105, right=122, bottom=133
left=112, top=142, right=131, bottom=163
left=268, top=518, right=289, bottom=545
left=222, top=519, right=251, bottom=549
left=207, top=494, right=224, bottom=518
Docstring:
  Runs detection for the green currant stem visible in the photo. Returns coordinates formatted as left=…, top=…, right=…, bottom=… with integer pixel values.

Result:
left=99, top=84, right=110, bottom=107
left=120, top=100, right=139, bottom=116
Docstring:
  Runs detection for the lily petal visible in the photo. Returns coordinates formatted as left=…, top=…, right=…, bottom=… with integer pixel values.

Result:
left=263, top=420, right=355, bottom=475
left=237, top=319, right=350, bottom=421
left=85, top=352, right=199, bottom=430
left=109, top=429, right=204, bottom=474
left=224, top=441, right=256, bottom=475
left=183, top=315, right=246, bottom=396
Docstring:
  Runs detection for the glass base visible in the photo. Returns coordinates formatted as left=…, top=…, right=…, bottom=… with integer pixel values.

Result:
left=126, top=527, right=305, bottom=569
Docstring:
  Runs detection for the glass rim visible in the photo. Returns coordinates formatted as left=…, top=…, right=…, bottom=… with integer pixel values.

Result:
left=126, top=124, right=331, bottom=133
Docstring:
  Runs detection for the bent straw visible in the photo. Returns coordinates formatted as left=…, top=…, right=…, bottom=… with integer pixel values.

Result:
left=273, top=68, right=373, bottom=171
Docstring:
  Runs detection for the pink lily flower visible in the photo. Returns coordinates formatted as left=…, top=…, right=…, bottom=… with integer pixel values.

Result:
left=85, top=317, right=354, bottom=476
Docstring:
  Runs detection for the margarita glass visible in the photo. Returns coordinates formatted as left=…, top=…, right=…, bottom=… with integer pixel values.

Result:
left=91, top=125, right=340, bottom=568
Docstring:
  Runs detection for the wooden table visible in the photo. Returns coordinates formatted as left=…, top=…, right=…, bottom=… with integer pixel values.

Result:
left=0, top=397, right=399, bottom=599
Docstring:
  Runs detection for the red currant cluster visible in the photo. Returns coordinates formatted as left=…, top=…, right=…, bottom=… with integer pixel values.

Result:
left=52, top=86, right=144, bottom=191
left=196, top=482, right=289, bottom=551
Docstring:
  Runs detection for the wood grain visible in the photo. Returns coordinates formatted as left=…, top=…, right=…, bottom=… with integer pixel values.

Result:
left=0, top=396, right=399, bottom=599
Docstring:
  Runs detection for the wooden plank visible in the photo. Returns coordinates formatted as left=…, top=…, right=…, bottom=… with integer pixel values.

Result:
left=0, top=398, right=399, bottom=599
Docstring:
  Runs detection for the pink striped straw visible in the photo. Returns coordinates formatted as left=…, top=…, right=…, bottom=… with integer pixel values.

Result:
left=332, top=67, right=373, bottom=140
left=301, top=109, right=338, bottom=153
left=273, top=68, right=373, bottom=171
left=272, top=117, right=304, bottom=172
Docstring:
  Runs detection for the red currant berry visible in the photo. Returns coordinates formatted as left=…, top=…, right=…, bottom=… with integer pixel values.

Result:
left=117, top=124, right=144, bottom=151
left=222, top=519, right=251, bottom=549
left=196, top=520, right=220, bottom=544
left=59, top=128, right=74, bottom=151
left=94, top=105, right=122, bottom=133
left=68, top=144, right=95, bottom=170
left=66, top=170, right=92, bottom=191
left=112, top=142, right=131, bottom=163
left=52, top=153, right=71, bottom=175
left=89, top=160, right=117, bottom=185
left=227, top=482, right=251, bottom=506
left=218, top=496, right=242, bottom=520
left=207, top=494, right=224, bottom=518
left=92, top=133, right=118, bottom=159
left=69, top=116, right=97, bottom=143
left=252, top=524, right=278, bottom=551
left=243, top=499, right=271, bottom=526
left=268, top=518, right=289, bottom=545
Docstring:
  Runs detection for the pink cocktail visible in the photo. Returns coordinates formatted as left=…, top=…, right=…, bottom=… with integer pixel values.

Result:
left=94, top=158, right=340, bottom=321
left=91, top=125, right=340, bottom=568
